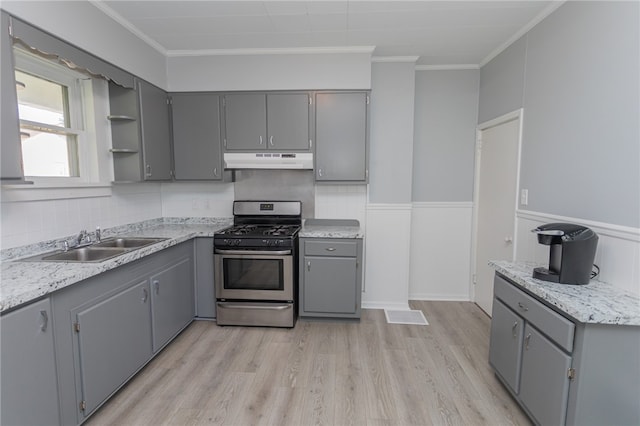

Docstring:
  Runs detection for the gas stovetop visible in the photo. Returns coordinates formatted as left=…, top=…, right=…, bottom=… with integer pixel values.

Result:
left=216, top=224, right=300, bottom=238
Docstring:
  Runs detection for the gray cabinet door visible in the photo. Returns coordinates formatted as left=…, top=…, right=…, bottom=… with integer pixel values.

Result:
left=267, top=93, right=310, bottom=151
left=150, top=257, right=194, bottom=352
left=139, top=80, right=172, bottom=180
left=172, top=93, right=222, bottom=180
left=195, top=238, right=216, bottom=318
left=223, top=93, right=266, bottom=150
left=1, top=12, right=25, bottom=181
left=1, top=298, right=60, bottom=426
left=75, top=280, right=152, bottom=416
left=303, top=256, right=358, bottom=314
left=315, top=92, right=368, bottom=182
left=520, top=323, right=572, bottom=426
left=488, top=299, right=524, bottom=393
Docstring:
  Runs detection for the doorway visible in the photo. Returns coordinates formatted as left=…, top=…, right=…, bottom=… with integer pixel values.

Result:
left=472, top=110, right=523, bottom=315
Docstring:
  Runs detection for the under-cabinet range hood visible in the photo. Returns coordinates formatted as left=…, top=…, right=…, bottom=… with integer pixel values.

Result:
left=224, top=152, right=313, bottom=170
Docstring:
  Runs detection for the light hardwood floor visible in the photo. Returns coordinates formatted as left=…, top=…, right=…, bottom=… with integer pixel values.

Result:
left=87, top=301, right=531, bottom=426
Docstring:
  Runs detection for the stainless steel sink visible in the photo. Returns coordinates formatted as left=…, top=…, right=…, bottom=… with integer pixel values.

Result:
left=41, top=247, right=128, bottom=262
left=92, top=237, right=167, bottom=249
left=21, top=237, right=168, bottom=263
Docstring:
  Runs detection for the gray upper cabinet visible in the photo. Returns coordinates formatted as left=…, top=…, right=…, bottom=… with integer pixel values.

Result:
left=138, top=80, right=172, bottom=180
left=108, top=80, right=172, bottom=182
left=171, top=93, right=223, bottom=180
left=223, top=92, right=311, bottom=152
left=1, top=298, right=60, bottom=426
left=1, top=12, right=25, bottom=181
left=266, top=93, right=310, bottom=151
left=315, top=92, right=369, bottom=182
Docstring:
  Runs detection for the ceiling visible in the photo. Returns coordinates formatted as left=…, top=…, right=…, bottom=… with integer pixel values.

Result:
left=96, top=1, right=559, bottom=66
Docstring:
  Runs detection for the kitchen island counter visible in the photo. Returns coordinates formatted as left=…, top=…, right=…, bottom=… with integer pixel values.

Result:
left=0, top=218, right=232, bottom=313
left=490, top=260, right=640, bottom=326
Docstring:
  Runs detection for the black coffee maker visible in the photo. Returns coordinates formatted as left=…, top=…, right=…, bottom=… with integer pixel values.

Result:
left=531, top=223, right=598, bottom=285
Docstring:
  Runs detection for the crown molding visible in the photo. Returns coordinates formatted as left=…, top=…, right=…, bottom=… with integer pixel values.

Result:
left=371, top=56, right=419, bottom=63
left=479, top=1, right=566, bottom=67
left=167, top=46, right=376, bottom=58
left=415, top=64, right=479, bottom=71
left=90, top=0, right=168, bottom=55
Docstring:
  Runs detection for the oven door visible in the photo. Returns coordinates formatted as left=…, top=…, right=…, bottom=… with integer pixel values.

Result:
left=214, top=249, right=294, bottom=301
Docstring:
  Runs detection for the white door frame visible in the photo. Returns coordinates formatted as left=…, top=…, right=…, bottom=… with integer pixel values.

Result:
left=469, top=108, right=524, bottom=302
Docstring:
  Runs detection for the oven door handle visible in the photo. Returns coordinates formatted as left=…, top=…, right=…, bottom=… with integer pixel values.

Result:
left=214, top=249, right=292, bottom=255
left=217, top=302, right=292, bottom=311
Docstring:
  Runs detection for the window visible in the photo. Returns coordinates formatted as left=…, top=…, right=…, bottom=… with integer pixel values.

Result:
left=13, top=47, right=106, bottom=186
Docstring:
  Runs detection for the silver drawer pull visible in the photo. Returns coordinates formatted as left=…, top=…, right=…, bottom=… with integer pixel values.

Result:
left=217, top=302, right=291, bottom=311
left=525, top=333, right=532, bottom=350
left=325, top=247, right=336, bottom=252
left=39, top=310, right=48, bottom=332
left=518, top=302, right=528, bottom=312
left=512, top=321, right=518, bottom=338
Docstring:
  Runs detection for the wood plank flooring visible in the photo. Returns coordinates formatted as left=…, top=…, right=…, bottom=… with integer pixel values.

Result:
left=87, top=301, right=531, bottom=426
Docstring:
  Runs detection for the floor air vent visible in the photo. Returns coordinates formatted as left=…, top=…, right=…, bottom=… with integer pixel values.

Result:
left=384, top=309, right=429, bottom=326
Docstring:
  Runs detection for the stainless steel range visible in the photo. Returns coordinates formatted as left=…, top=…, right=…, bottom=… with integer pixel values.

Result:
left=214, top=200, right=301, bottom=327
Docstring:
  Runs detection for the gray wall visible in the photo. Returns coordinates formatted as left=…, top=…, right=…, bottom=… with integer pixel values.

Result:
left=412, top=70, right=479, bottom=202
left=478, top=1, right=639, bottom=228
left=368, top=62, right=416, bottom=204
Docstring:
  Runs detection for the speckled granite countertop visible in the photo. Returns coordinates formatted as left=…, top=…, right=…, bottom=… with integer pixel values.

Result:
left=490, top=260, right=640, bottom=326
left=1, top=217, right=232, bottom=313
left=299, top=219, right=364, bottom=239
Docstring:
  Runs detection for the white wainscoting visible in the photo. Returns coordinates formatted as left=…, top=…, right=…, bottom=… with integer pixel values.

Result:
left=516, top=210, right=640, bottom=297
left=409, top=202, right=474, bottom=301
left=362, top=203, right=412, bottom=310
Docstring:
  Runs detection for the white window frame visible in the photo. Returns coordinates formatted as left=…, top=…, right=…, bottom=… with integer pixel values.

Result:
left=9, top=48, right=113, bottom=195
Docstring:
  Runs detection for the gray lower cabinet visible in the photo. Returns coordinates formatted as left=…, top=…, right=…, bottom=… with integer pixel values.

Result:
left=489, top=273, right=640, bottom=426
left=150, top=257, right=194, bottom=352
left=299, top=238, right=363, bottom=318
left=52, top=242, right=194, bottom=425
left=194, top=238, right=216, bottom=318
left=315, top=92, right=369, bottom=183
left=171, top=93, right=223, bottom=180
left=72, top=280, right=153, bottom=415
left=1, top=297, right=60, bottom=426
left=223, top=92, right=311, bottom=151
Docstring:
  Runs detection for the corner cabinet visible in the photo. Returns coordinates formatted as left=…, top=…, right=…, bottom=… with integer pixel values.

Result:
left=108, top=80, right=172, bottom=182
left=489, top=273, right=640, bottom=426
left=52, top=242, right=194, bottom=425
left=299, top=238, right=363, bottom=319
left=171, top=93, right=223, bottom=180
left=223, top=92, right=312, bottom=152
left=1, top=297, right=60, bottom=426
left=315, top=92, right=369, bottom=183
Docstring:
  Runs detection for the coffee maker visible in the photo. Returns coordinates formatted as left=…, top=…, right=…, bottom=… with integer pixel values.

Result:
left=531, top=223, right=598, bottom=285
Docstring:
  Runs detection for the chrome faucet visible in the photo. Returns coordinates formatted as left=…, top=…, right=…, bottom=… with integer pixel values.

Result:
left=95, top=226, right=101, bottom=243
left=76, top=229, right=90, bottom=246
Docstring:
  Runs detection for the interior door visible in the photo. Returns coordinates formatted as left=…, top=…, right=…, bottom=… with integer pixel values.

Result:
left=474, top=116, right=520, bottom=315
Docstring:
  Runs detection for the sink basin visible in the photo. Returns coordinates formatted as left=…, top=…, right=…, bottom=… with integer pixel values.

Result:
left=41, top=247, right=128, bottom=262
left=21, top=237, right=168, bottom=263
left=92, top=237, right=167, bottom=249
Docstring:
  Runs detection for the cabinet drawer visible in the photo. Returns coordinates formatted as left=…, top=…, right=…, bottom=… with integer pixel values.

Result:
left=305, top=240, right=358, bottom=257
left=494, top=274, right=575, bottom=353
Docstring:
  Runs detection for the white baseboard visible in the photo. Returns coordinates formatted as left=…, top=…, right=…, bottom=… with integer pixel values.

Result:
left=362, top=301, right=411, bottom=310
left=409, top=293, right=471, bottom=302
